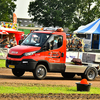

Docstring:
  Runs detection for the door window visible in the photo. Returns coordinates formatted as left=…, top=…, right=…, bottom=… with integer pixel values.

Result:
left=48, top=35, right=63, bottom=50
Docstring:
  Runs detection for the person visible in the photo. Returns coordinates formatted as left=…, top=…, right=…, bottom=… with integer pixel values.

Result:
left=18, top=35, right=25, bottom=45
left=0, top=38, right=3, bottom=43
left=9, top=37, right=17, bottom=47
left=67, top=39, right=71, bottom=48
left=58, top=38, right=62, bottom=48
left=31, top=37, right=38, bottom=43
left=3, top=37, right=11, bottom=48
left=70, top=39, right=76, bottom=51
left=0, top=36, right=9, bottom=45
left=77, top=40, right=83, bottom=52
left=53, top=38, right=58, bottom=49
left=50, top=40, right=54, bottom=50
left=5, top=37, right=9, bottom=45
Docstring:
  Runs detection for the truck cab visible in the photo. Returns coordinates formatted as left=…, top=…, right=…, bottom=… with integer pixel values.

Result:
left=6, top=27, right=66, bottom=79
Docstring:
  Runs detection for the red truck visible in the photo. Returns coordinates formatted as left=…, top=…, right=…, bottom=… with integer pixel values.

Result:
left=6, top=27, right=99, bottom=80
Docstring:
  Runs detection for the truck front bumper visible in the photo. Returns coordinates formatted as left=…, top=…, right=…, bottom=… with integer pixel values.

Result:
left=6, top=59, right=37, bottom=71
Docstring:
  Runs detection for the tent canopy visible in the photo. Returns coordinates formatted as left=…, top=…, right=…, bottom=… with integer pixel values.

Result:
left=0, top=27, right=24, bottom=44
left=0, top=27, right=24, bottom=34
left=0, top=30, right=9, bottom=35
left=74, top=18, right=100, bottom=34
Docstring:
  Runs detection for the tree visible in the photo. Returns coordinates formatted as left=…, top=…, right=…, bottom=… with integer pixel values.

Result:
left=69, top=0, right=99, bottom=32
left=27, top=23, right=34, bottom=27
left=95, top=0, right=100, bottom=18
left=28, top=0, right=79, bottom=28
left=0, top=0, right=16, bottom=22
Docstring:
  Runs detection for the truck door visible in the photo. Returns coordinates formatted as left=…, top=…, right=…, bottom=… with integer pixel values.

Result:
left=44, top=35, right=65, bottom=72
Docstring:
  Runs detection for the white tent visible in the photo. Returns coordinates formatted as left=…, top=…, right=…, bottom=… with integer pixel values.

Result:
left=74, top=18, right=100, bottom=34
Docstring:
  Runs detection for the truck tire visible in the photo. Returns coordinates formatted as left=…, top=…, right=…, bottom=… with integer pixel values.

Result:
left=61, top=73, right=75, bottom=79
left=33, top=64, right=47, bottom=80
left=82, top=67, right=97, bottom=81
left=12, top=69, right=25, bottom=77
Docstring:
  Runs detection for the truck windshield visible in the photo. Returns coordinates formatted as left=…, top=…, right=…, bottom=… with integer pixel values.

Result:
left=21, top=33, right=51, bottom=47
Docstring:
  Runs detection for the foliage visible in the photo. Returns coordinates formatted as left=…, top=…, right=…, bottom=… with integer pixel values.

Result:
left=95, top=0, right=100, bottom=18
left=28, top=0, right=79, bottom=28
left=27, top=23, right=34, bottom=27
left=28, top=0, right=100, bottom=32
left=69, top=0, right=99, bottom=32
left=0, top=0, right=16, bottom=22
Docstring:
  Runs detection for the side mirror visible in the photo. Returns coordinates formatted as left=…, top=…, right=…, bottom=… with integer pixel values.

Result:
left=46, top=42, right=50, bottom=50
left=42, top=42, right=50, bottom=50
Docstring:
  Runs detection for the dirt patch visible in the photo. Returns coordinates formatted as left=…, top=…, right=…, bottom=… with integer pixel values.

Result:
left=0, top=94, right=100, bottom=100
left=0, top=68, right=100, bottom=88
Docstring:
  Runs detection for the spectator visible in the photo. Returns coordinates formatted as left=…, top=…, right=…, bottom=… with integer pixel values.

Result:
left=9, top=36, right=17, bottom=47
left=0, top=36, right=9, bottom=45
left=3, top=37, right=11, bottom=48
left=67, top=39, right=71, bottom=48
left=19, top=35, right=25, bottom=45
left=0, top=38, right=3, bottom=43
left=5, top=37, right=9, bottom=45
left=70, top=39, right=76, bottom=51
left=77, top=40, right=83, bottom=52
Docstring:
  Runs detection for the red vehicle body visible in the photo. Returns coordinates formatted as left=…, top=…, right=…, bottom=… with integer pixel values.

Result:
left=6, top=28, right=67, bottom=79
left=6, top=27, right=98, bottom=80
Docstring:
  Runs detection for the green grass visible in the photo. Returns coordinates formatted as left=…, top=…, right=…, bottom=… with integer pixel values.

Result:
left=0, top=59, right=6, bottom=68
left=0, top=86, right=100, bottom=94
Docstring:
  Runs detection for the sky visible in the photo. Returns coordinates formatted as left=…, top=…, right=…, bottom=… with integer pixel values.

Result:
left=14, top=0, right=33, bottom=19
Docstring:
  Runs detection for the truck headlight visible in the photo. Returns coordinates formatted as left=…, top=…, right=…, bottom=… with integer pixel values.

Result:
left=24, top=51, right=37, bottom=56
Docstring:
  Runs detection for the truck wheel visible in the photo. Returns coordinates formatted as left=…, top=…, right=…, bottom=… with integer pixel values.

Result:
left=12, top=69, right=25, bottom=77
left=33, top=64, right=47, bottom=80
left=84, top=67, right=97, bottom=81
left=61, top=73, right=75, bottom=79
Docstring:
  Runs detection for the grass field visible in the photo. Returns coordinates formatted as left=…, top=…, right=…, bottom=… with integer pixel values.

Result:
left=0, top=85, right=100, bottom=94
left=0, top=59, right=6, bottom=68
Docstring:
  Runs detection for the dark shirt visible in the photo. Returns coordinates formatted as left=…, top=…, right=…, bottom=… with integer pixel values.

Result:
left=19, top=39, right=23, bottom=45
left=77, top=43, right=82, bottom=51
left=77, top=44, right=82, bottom=48
left=9, top=39, right=17, bottom=47
left=67, top=43, right=71, bottom=48
left=70, top=42, right=76, bottom=48
left=69, top=42, right=76, bottom=51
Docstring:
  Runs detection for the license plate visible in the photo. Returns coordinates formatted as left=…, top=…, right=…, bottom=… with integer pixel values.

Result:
left=9, top=65, right=15, bottom=68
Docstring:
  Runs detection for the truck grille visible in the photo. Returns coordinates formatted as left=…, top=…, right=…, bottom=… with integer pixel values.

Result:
left=6, top=60, right=21, bottom=65
left=8, top=53, right=24, bottom=58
